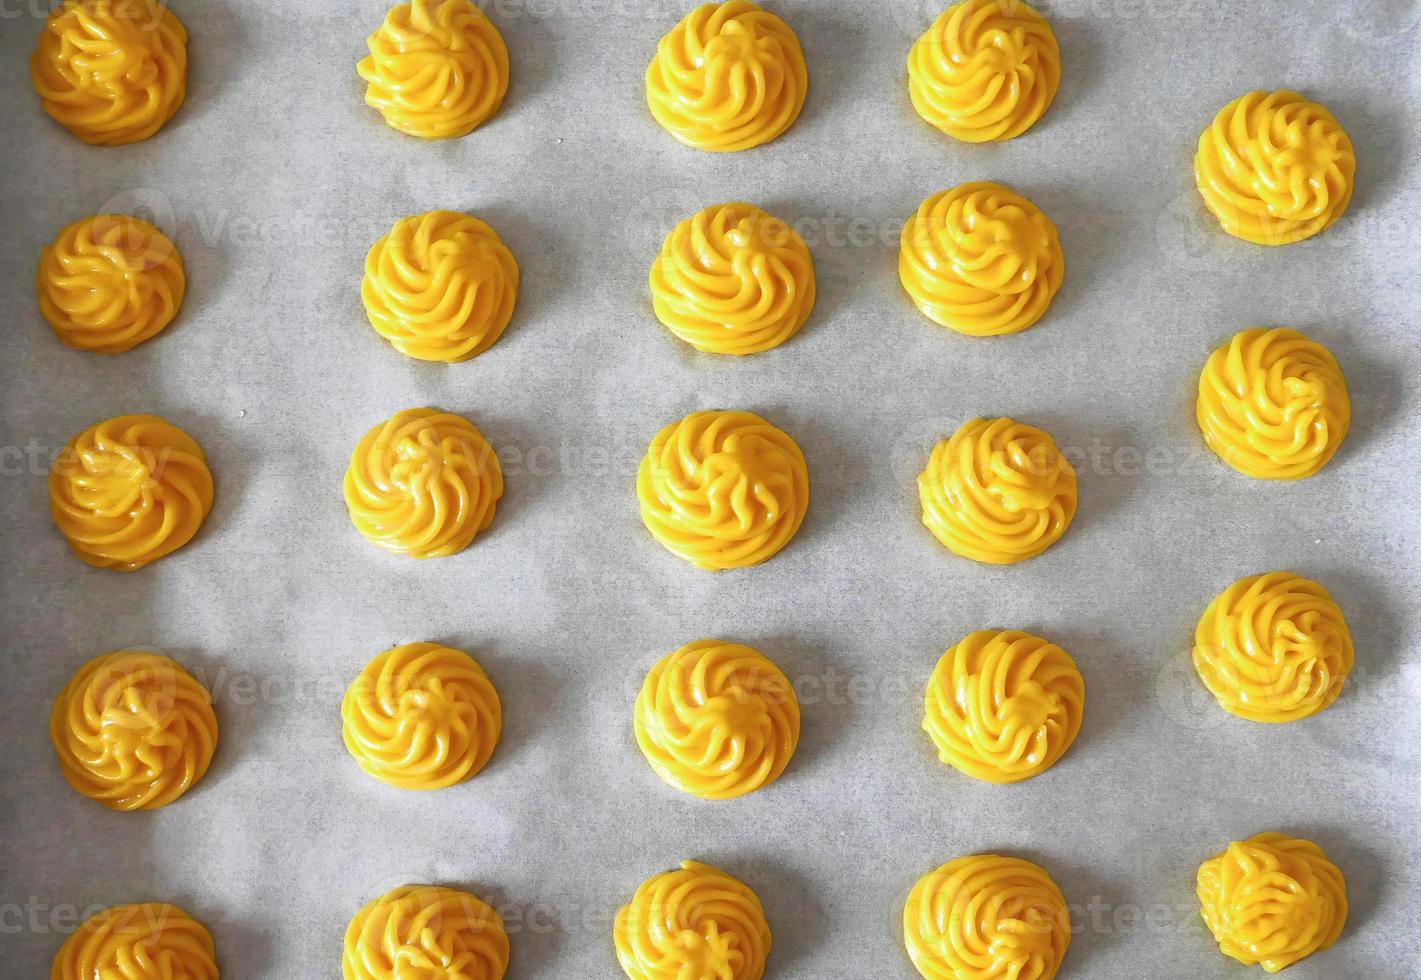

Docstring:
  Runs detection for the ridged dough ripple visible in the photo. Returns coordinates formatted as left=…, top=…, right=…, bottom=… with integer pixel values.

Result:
left=52, top=902, right=218, bottom=980
left=344, top=884, right=509, bottom=980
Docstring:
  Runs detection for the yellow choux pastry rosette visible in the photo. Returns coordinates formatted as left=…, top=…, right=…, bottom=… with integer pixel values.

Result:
left=907, top=0, right=1061, bottom=144
left=918, top=417, right=1077, bottom=564
left=900, top=182, right=1063, bottom=336
left=646, top=1, right=807, bottom=152
left=358, top=0, right=509, bottom=140
left=53, top=902, right=218, bottom=980
left=37, top=214, right=185, bottom=354
left=51, top=650, right=217, bottom=811
left=923, top=630, right=1083, bottom=784
left=31, top=0, right=188, bottom=146
left=637, top=409, right=809, bottom=570
left=1197, top=327, right=1350, bottom=480
left=362, top=210, right=520, bottom=363
left=1192, top=571, right=1353, bottom=723
left=634, top=639, right=799, bottom=800
left=905, top=854, right=1070, bottom=980
left=49, top=414, right=214, bottom=571
left=650, top=202, right=815, bottom=355
left=345, top=884, right=509, bottom=980
left=343, top=408, right=504, bottom=559
left=1195, top=90, right=1355, bottom=245
left=342, top=642, right=501, bottom=790
left=1197, top=833, right=1347, bottom=973
left=614, top=860, right=770, bottom=980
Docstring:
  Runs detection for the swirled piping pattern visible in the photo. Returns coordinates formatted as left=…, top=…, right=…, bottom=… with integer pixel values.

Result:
left=344, top=408, right=504, bottom=559
left=645, top=1, right=807, bottom=152
left=637, top=409, right=809, bottom=570
left=650, top=202, right=815, bottom=355
left=923, top=630, right=1083, bottom=784
left=31, top=0, right=187, bottom=145
left=357, top=0, right=509, bottom=140
left=37, top=214, right=185, bottom=354
left=614, top=860, right=770, bottom=980
left=363, top=210, right=520, bottom=363
left=907, top=0, right=1060, bottom=143
left=342, top=642, right=502, bottom=790
left=904, top=854, right=1070, bottom=980
left=1197, top=327, right=1350, bottom=480
left=49, top=414, right=214, bottom=571
left=900, top=182, right=1063, bottom=336
left=1197, top=833, right=1347, bottom=973
left=1195, top=90, right=1355, bottom=245
left=634, top=639, right=799, bottom=799
left=918, top=417, right=1076, bottom=564
left=52, top=902, right=218, bottom=980
left=1192, top=572, right=1353, bottom=723
left=344, top=884, right=509, bottom=980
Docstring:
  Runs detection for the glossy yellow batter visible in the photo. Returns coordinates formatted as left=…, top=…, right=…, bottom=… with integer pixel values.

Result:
left=1198, top=833, right=1347, bottom=973
left=345, top=884, right=509, bottom=980
left=53, top=902, right=217, bottom=979
left=614, top=860, right=770, bottom=980
left=363, top=211, right=520, bottom=363
left=646, top=1, right=807, bottom=152
left=650, top=202, right=815, bottom=355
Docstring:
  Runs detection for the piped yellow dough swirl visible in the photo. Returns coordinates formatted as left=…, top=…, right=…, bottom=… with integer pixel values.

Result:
left=645, top=1, right=807, bottom=152
left=918, top=417, right=1077, bottom=564
left=1195, top=90, right=1355, bottom=245
left=342, top=642, right=501, bottom=790
left=344, top=408, right=504, bottom=559
left=1192, top=572, right=1353, bottom=723
left=904, top=854, right=1070, bottom=980
left=900, top=182, right=1063, bottom=336
left=37, top=214, right=185, bottom=354
left=31, top=0, right=187, bottom=146
left=50, top=651, right=217, bottom=811
left=923, top=630, right=1083, bottom=784
left=637, top=409, right=809, bottom=570
left=1197, top=833, right=1347, bottom=973
left=907, top=0, right=1060, bottom=143
left=634, top=639, right=799, bottom=799
left=344, top=884, right=509, bottom=980
left=614, top=860, right=770, bottom=980
left=52, top=902, right=218, bottom=980
left=363, top=211, right=519, bottom=363
left=1197, top=327, right=1349, bottom=480
left=358, top=0, right=509, bottom=140
left=650, top=202, right=815, bottom=355
left=49, top=414, right=214, bottom=571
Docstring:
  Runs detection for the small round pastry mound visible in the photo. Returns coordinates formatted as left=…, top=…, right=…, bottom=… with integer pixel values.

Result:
left=344, top=884, right=509, bottom=980
left=1193, top=571, right=1353, bottom=723
left=1195, top=90, right=1355, bottom=245
left=614, top=860, right=770, bottom=980
left=53, top=902, right=218, bottom=979
left=907, top=0, right=1060, bottom=144
left=342, top=642, right=501, bottom=790
left=1197, top=327, right=1349, bottom=480
left=37, top=214, right=185, bottom=354
left=923, top=630, right=1083, bottom=784
left=1197, top=832, right=1347, bottom=973
left=637, top=409, right=809, bottom=570
left=51, top=650, right=218, bottom=811
left=31, top=0, right=188, bottom=146
left=634, top=639, right=799, bottom=800
left=900, top=182, right=1063, bottom=336
left=918, top=417, right=1077, bottom=564
left=344, top=408, right=504, bottom=559
left=358, top=0, right=509, bottom=140
left=363, top=210, right=520, bottom=363
left=49, top=414, right=214, bottom=571
left=905, top=854, right=1070, bottom=980
left=646, top=0, right=807, bottom=152
left=650, top=202, right=815, bottom=355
